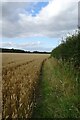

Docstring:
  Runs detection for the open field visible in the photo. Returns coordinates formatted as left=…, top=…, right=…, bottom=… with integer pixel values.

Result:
left=2, top=53, right=80, bottom=118
left=2, top=53, right=49, bottom=119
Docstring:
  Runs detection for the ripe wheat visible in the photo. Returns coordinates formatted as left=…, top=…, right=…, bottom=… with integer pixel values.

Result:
left=2, top=53, right=49, bottom=118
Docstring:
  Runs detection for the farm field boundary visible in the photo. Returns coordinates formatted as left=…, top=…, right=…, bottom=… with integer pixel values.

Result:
left=32, top=57, right=80, bottom=118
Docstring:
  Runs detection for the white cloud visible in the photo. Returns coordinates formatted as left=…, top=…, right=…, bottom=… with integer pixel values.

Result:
left=1, top=0, right=50, bottom=2
left=1, top=0, right=79, bottom=38
left=1, top=41, right=52, bottom=51
left=1, top=41, right=41, bottom=49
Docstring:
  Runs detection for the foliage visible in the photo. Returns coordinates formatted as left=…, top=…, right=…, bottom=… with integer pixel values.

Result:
left=0, top=48, right=50, bottom=54
left=33, top=58, right=80, bottom=118
left=51, top=32, right=80, bottom=70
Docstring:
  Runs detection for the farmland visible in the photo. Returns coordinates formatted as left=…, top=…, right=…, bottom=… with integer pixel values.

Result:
left=32, top=32, right=80, bottom=118
left=33, top=57, right=80, bottom=118
left=2, top=32, right=80, bottom=119
left=2, top=53, right=49, bottom=119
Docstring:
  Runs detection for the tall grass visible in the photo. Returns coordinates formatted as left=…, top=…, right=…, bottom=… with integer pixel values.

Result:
left=33, top=57, right=80, bottom=118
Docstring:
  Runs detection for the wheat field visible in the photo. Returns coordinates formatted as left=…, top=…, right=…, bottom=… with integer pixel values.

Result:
left=2, top=53, right=49, bottom=119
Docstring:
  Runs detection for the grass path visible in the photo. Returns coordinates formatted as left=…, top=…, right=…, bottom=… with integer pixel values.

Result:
left=32, top=57, right=80, bottom=118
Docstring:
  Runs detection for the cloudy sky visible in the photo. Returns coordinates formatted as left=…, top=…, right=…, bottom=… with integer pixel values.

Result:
left=0, top=0, right=78, bottom=52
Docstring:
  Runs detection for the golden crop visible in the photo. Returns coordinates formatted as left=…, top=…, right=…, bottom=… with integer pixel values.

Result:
left=2, top=53, right=49, bottom=119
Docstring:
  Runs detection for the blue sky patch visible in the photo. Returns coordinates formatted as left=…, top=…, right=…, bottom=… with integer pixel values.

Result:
left=2, top=36, right=59, bottom=52
left=26, top=2, right=49, bottom=16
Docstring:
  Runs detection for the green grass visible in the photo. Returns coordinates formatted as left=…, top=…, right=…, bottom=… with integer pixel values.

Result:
left=32, top=57, right=80, bottom=118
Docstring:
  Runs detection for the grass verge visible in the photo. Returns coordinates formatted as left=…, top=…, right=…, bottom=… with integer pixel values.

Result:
left=32, top=57, right=80, bottom=118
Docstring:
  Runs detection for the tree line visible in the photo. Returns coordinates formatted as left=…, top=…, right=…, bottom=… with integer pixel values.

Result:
left=0, top=48, right=50, bottom=54
left=51, top=32, right=80, bottom=71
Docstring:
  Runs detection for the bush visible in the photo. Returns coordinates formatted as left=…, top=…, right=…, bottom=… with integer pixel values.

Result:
left=51, top=32, right=80, bottom=71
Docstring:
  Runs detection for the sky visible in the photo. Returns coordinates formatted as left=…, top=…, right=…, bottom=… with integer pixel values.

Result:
left=0, top=0, right=78, bottom=52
